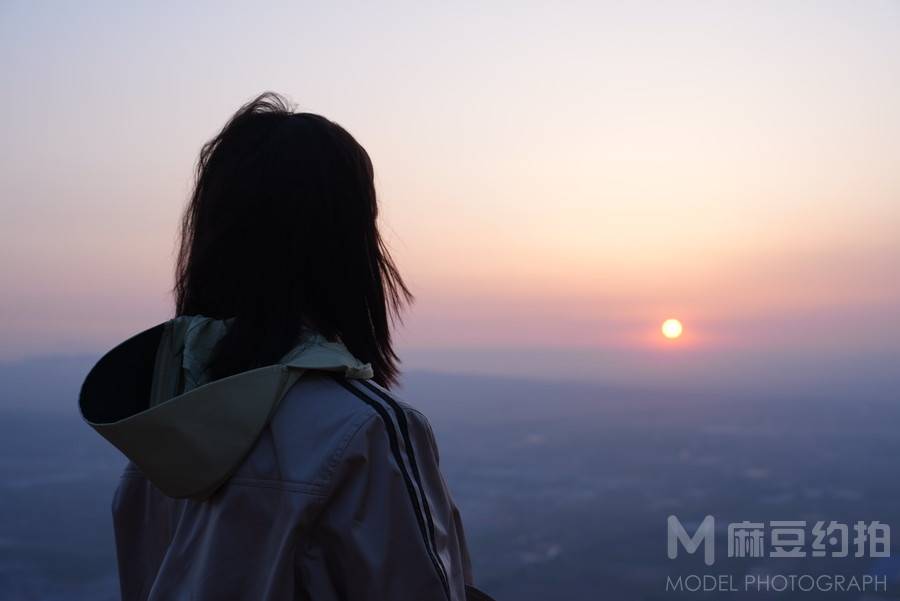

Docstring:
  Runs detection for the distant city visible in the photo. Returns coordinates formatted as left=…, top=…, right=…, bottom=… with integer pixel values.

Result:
left=1, top=357, right=899, bottom=600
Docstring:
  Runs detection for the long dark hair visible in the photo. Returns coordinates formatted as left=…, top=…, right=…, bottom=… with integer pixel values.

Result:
left=174, top=92, right=412, bottom=388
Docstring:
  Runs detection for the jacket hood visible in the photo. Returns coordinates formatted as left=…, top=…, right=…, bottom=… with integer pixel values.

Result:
left=79, top=315, right=373, bottom=500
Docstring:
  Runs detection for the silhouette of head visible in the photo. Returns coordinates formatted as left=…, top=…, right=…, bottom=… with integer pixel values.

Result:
left=175, top=92, right=411, bottom=387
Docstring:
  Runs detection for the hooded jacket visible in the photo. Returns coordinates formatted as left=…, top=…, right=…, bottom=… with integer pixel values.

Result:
left=79, top=315, right=483, bottom=601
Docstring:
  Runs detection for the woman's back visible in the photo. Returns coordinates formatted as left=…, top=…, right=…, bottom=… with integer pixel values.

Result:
left=81, top=317, right=472, bottom=600
left=78, top=93, right=490, bottom=599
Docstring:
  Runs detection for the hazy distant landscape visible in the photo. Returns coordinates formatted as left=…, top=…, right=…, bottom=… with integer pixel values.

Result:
left=2, top=355, right=899, bottom=600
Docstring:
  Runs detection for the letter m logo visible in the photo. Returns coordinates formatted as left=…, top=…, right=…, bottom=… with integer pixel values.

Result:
left=668, top=515, right=715, bottom=566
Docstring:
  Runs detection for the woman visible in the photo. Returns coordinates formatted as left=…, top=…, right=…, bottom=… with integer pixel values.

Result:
left=79, top=93, right=492, bottom=601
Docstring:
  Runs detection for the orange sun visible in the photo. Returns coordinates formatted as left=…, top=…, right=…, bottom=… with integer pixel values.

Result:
left=661, top=318, right=683, bottom=340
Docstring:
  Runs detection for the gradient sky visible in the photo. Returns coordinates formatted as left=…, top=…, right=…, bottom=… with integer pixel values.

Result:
left=1, top=2, right=898, bottom=391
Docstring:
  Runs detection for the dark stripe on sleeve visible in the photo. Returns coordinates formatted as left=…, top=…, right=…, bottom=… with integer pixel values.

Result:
left=356, top=379, right=450, bottom=589
left=332, top=376, right=451, bottom=600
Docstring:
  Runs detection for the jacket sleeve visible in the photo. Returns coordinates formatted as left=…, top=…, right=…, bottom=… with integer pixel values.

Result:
left=309, top=407, right=472, bottom=601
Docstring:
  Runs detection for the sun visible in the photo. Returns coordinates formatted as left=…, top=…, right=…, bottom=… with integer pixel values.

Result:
left=661, top=318, right=683, bottom=340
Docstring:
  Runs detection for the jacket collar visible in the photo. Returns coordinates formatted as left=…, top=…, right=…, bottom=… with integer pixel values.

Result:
left=79, top=317, right=372, bottom=500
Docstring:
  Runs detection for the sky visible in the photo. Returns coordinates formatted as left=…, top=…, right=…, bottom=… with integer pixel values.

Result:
left=1, top=1, right=898, bottom=393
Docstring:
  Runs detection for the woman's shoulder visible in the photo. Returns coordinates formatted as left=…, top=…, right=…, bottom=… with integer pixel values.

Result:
left=264, top=372, right=439, bottom=489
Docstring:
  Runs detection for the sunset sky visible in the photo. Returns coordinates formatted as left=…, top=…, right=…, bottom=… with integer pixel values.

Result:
left=1, top=2, right=898, bottom=394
